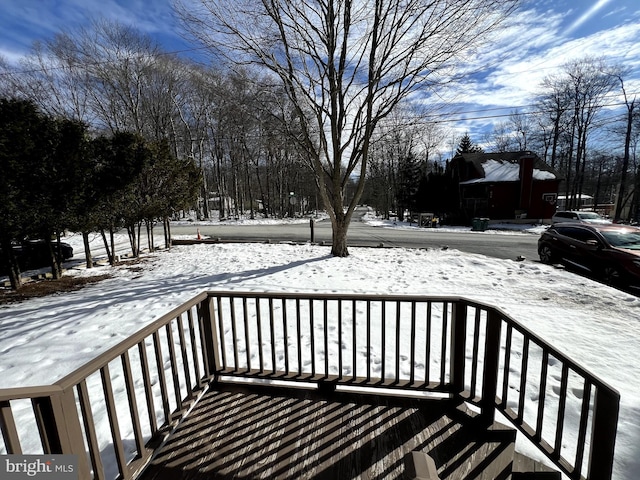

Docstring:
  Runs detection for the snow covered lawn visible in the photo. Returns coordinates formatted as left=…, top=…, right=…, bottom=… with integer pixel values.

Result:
left=1, top=231, right=639, bottom=479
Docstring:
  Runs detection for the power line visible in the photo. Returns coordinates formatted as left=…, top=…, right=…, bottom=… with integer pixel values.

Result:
left=2, top=38, right=637, bottom=130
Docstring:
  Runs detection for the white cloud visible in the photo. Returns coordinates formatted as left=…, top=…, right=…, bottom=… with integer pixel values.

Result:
left=566, top=0, right=614, bottom=35
left=0, top=0, right=181, bottom=60
left=448, top=7, right=640, bottom=109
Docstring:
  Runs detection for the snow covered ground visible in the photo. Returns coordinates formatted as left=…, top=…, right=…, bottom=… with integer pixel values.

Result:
left=0, top=216, right=638, bottom=479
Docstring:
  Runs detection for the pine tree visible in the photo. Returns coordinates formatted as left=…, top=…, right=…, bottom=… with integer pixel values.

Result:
left=456, top=133, right=483, bottom=155
left=396, top=154, right=422, bottom=220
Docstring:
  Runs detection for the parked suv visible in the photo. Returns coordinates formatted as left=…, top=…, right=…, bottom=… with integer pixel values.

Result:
left=538, top=223, right=640, bottom=286
left=551, top=210, right=611, bottom=224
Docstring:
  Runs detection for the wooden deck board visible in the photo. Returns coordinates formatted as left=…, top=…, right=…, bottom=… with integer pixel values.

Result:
left=139, top=382, right=516, bottom=480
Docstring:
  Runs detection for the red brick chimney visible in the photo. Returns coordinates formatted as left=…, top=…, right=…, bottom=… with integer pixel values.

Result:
left=519, top=154, right=535, bottom=210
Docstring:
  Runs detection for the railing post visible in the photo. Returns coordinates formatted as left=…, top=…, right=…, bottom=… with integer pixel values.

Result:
left=200, top=294, right=220, bottom=379
left=450, top=302, right=467, bottom=395
left=1, top=400, right=22, bottom=454
left=480, top=309, right=502, bottom=425
left=32, top=389, right=91, bottom=478
left=588, top=386, right=620, bottom=480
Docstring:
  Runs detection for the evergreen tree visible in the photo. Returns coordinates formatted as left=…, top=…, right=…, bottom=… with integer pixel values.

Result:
left=0, top=99, right=90, bottom=284
left=396, top=154, right=422, bottom=220
left=90, top=132, right=148, bottom=263
left=0, top=99, right=45, bottom=289
left=456, top=133, right=483, bottom=155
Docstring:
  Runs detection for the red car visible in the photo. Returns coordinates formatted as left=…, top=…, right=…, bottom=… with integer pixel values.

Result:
left=538, top=223, right=640, bottom=286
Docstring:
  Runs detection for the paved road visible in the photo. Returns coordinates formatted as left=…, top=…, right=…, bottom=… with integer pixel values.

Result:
left=169, top=208, right=541, bottom=262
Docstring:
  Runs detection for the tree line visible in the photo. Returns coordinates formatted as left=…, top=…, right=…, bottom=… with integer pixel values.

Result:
left=0, top=98, right=200, bottom=290
left=362, top=58, right=640, bottom=223
left=0, top=21, right=318, bottom=225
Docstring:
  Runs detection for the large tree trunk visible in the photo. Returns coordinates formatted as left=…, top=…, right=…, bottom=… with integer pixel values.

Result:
left=82, top=231, right=93, bottom=268
left=100, top=228, right=115, bottom=265
left=47, top=236, right=62, bottom=280
left=163, top=217, right=171, bottom=249
left=331, top=217, right=350, bottom=257
left=127, top=224, right=139, bottom=258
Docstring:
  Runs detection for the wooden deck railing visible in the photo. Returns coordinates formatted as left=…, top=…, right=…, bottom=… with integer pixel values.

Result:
left=0, top=291, right=619, bottom=480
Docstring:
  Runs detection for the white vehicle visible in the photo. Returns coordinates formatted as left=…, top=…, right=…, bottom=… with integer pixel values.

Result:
left=551, top=210, right=611, bottom=225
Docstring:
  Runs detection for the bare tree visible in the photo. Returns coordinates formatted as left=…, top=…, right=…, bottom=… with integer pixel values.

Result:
left=487, top=121, right=514, bottom=152
left=564, top=58, right=619, bottom=208
left=614, top=72, right=636, bottom=221
left=536, top=74, right=572, bottom=169
left=175, top=0, right=518, bottom=256
left=3, top=37, right=92, bottom=122
left=536, top=58, right=619, bottom=209
left=509, top=109, right=532, bottom=150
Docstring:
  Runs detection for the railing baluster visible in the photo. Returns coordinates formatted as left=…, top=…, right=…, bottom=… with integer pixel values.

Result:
left=137, top=341, right=157, bottom=435
left=186, top=308, right=202, bottom=386
left=256, top=298, right=264, bottom=373
left=536, top=350, right=549, bottom=442
left=176, top=314, right=193, bottom=396
left=0, top=400, right=22, bottom=454
left=425, top=302, right=432, bottom=385
left=196, top=304, right=209, bottom=376
left=296, top=298, right=302, bottom=376
left=338, top=299, right=343, bottom=381
left=77, top=380, right=106, bottom=480
left=152, top=331, right=171, bottom=423
left=269, top=297, right=277, bottom=374
left=243, top=297, right=251, bottom=372
left=352, top=299, right=357, bottom=381
left=366, top=299, right=372, bottom=383
left=470, top=308, right=482, bottom=398
left=283, top=298, right=290, bottom=376
left=574, top=379, right=592, bottom=477
left=554, top=363, right=570, bottom=460
left=500, top=324, right=513, bottom=408
left=450, top=302, right=467, bottom=395
left=121, top=351, right=145, bottom=458
left=324, top=299, right=329, bottom=378
left=395, top=300, right=401, bottom=383
left=518, top=336, right=530, bottom=423
left=440, top=303, right=449, bottom=386
left=230, top=297, right=239, bottom=371
left=269, top=297, right=276, bottom=374
left=410, top=301, right=416, bottom=385
left=165, top=323, right=183, bottom=408
left=215, top=296, right=227, bottom=372
left=100, top=364, right=129, bottom=479
left=381, top=299, right=386, bottom=381
left=309, top=299, right=315, bottom=378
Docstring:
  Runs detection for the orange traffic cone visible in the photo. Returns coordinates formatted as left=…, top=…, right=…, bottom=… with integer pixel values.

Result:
left=197, top=228, right=202, bottom=240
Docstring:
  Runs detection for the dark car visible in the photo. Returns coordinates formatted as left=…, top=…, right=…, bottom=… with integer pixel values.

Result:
left=1, top=240, right=73, bottom=274
left=538, top=223, right=640, bottom=286
left=21, top=240, right=74, bottom=267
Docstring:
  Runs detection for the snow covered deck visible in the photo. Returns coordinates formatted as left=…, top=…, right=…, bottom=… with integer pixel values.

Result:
left=0, top=291, right=619, bottom=480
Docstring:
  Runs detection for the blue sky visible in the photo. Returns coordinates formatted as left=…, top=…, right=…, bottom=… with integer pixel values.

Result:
left=1, top=0, right=639, bottom=147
